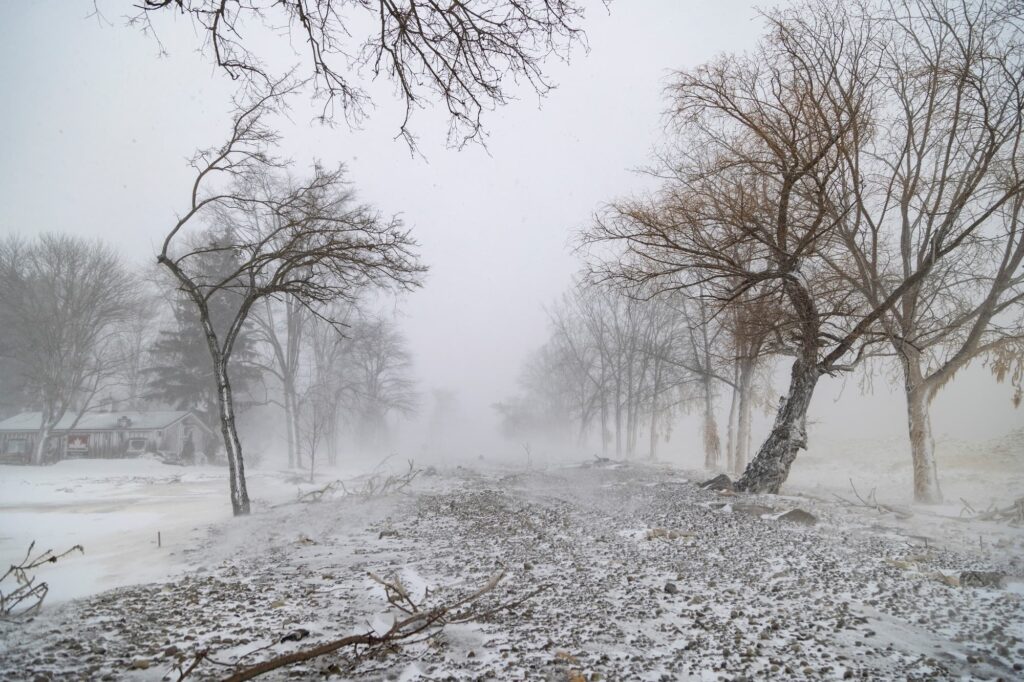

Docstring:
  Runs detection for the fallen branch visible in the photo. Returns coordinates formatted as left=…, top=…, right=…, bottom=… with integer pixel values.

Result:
left=962, top=497, right=1024, bottom=525
left=273, top=460, right=423, bottom=509
left=832, top=479, right=913, bottom=519
left=340, top=459, right=422, bottom=499
left=0, top=542, right=84, bottom=618
left=296, top=480, right=340, bottom=504
left=213, top=569, right=514, bottom=681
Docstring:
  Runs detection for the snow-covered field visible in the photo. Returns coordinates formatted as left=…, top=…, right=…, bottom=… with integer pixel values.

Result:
left=1, top=454, right=1022, bottom=681
left=0, top=459, right=318, bottom=604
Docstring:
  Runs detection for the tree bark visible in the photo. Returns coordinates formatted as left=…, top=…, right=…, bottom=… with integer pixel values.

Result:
left=702, top=375, right=721, bottom=469
left=901, top=354, right=942, bottom=503
left=733, top=360, right=754, bottom=474
left=725, top=364, right=740, bottom=472
left=32, top=421, right=51, bottom=465
left=735, top=356, right=819, bottom=493
left=213, top=356, right=251, bottom=515
left=284, top=387, right=296, bottom=469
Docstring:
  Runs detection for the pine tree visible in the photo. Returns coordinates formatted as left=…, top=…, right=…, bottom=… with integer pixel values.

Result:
left=146, top=228, right=262, bottom=450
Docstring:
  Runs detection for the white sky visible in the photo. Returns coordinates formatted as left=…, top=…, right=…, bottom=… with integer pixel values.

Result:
left=0, top=1, right=1019, bottom=454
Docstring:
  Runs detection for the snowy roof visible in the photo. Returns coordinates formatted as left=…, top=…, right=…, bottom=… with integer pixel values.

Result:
left=0, top=411, right=201, bottom=433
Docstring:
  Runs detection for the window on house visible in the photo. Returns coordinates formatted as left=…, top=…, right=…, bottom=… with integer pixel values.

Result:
left=7, top=438, right=28, bottom=454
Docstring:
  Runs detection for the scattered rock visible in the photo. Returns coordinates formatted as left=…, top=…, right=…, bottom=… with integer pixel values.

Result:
left=664, top=582, right=679, bottom=595
left=700, top=474, right=733, bottom=492
left=280, top=628, right=310, bottom=643
left=776, top=509, right=817, bottom=526
left=130, top=659, right=150, bottom=670
left=960, top=571, right=1005, bottom=588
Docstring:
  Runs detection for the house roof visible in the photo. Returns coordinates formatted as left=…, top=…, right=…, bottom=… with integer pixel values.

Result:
left=0, top=410, right=208, bottom=433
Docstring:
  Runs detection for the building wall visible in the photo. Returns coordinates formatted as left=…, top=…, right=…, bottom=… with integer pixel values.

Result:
left=0, top=421, right=207, bottom=460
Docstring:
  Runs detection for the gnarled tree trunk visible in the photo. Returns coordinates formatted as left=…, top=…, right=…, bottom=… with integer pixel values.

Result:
left=736, top=355, right=819, bottom=494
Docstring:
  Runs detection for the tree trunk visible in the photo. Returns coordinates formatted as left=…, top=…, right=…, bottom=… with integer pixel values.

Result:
left=648, top=403, right=658, bottom=460
left=284, top=387, right=296, bottom=469
left=725, top=365, right=740, bottom=472
left=702, top=375, right=721, bottom=469
left=902, top=359, right=942, bottom=503
left=600, top=393, right=609, bottom=456
left=290, top=387, right=302, bottom=469
left=214, top=356, right=251, bottom=515
left=614, top=379, right=622, bottom=457
left=734, top=361, right=754, bottom=474
left=309, top=442, right=315, bottom=484
left=32, top=422, right=51, bottom=465
left=736, top=357, right=819, bottom=493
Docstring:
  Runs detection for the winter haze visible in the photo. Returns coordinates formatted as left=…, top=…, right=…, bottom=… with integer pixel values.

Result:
left=0, top=1, right=1022, bottom=680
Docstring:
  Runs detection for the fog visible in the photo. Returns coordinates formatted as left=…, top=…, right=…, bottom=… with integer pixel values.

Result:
left=3, top=2, right=1018, bottom=464
left=1, top=1, right=1022, bottom=679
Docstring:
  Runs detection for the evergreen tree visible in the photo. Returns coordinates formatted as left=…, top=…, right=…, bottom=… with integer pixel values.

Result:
left=146, top=228, right=262, bottom=447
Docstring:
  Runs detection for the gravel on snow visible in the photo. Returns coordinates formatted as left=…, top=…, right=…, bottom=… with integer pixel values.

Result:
left=1, top=462, right=1022, bottom=681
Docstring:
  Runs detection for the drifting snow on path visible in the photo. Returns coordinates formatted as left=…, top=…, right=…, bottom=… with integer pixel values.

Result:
left=1, top=462, right=1022, bottom=680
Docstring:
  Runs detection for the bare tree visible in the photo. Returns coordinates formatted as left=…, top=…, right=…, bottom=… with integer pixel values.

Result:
left=337, top=314, right=419, bottom=452
left=156, top=85, right=424, bottom=515
left=822, top=0, right=1024, bottom=502
left=306, top=301, right=359, bottom=466
left=0, top=234, right=135, bottom=464
left=584, top=0, right=1024, bottom=494
left=506, top=282, right=690, bottom=459
left=253, top=296, right=308, bottom=469
left=722, top=293, right=777, bottom=474
left=677, top=291, right=726, bottom=469
left=130, top=0, right=593, bottom=146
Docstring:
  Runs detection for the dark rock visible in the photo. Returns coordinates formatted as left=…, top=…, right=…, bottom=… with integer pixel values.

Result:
left=960, top=571, right=1005, bottom=588
left=777, top=509, right=817, bottom=526
left=664, top=582, right=679, bottom=595
left=280, top=628, right=310, bottom=643
left=700, top=474, right=733, bottom=492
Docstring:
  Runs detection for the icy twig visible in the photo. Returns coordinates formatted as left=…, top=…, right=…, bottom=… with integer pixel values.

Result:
left=832, top=479, right=914, bottom=519
left=968, top=497, right=1024, bottom=525
left=0, top=541, right=84, bottom=619
left=368, top=571, right=419, bottom=614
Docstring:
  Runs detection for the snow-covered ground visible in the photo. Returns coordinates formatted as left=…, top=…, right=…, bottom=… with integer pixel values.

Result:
left=1, top=455, right=1022, bottom=680
left=0, top=458, right=359, bottom=603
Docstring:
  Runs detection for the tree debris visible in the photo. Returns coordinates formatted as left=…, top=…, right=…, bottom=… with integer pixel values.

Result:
left=176, top=568, right=546, bottom=680
left=0, top=542, right=84, bottom=619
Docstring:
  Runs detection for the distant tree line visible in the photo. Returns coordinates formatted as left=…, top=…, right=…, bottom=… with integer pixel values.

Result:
left=497, top=280, right=774, bottom=472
